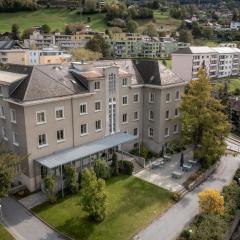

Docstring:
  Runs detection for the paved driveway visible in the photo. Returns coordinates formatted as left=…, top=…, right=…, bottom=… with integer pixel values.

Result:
left=135, top=154, right=240, bottom=240
left=1, top=197, right=67, bottom=240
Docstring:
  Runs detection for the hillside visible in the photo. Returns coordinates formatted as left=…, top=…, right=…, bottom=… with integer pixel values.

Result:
left=0, top=9, right=181, bottom=33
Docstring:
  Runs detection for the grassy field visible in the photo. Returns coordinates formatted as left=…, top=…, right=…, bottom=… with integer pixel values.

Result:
left=0, top=225, right=14, bottom=240
left=213, top=77, right=240, bottom=93
left=33, top=175, right=173, bottom=240
left=0, top=9, right=180, bottom=33
left=137, top=10, right=181, bottom=32
left=0, top=9, right=107, bottom=32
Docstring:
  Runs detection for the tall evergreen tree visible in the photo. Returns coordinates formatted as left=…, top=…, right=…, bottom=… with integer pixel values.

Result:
left=180, top=68, right=230, bottom=168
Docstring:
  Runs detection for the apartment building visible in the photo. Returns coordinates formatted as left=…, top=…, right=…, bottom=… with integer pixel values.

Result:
left=24, top=30, right=108, bottom=51
left=0, top=46, right=71, bottom=65
left=172, top=46, right=240, bottom=81
left=109, top=34, right=189, bottom=59
left=0, top=60, right=186, bottom=191
left=0, top=40, right=28, bottom=65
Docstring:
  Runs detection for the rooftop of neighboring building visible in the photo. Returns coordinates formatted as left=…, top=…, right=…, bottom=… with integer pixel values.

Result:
left=173, top=46, right=240, bottom=55
left=0, top=40, right=26, bottom=50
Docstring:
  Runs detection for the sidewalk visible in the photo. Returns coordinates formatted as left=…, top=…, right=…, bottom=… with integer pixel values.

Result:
left=135, top=154, right=240, bottom=240
left=1, top=197, right=67, bottom=240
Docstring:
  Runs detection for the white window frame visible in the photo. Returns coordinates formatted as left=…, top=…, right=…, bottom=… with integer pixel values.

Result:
left=80, top=123, right=88, bottom=136
left=38, top=133, right=48, bottom=148
left=149, top=110, right=154, bottom=121
left=149, top=92, right=155, bottom=103
left=10, top=109, right=17, bottom=124
left=148, top=127, right=154, bottom=138
left=122, top=78, right=128, bottom=87
left=95, top=120, right=102, bottom=132
left=166, top=93, right=171, bottom=103
left=122, top=113, right=128, bottom=124
left=57, top=129, right=65, bottom=143
left=175, top=108, right=180, bottom=117
left=94, top=101, right=102, bottom=112
left=164, top=127, right=169, bottom=138
left=165, top=110, right=170, bottom=120
left=2, top=127, right=8, bottom=141
left=122, top=96, right=128, bottom=106
left=12, top=132, right=19, bottom=147
left=36, top=111, right=46, bottom=125
left=133, top=93, right=139, bottom=103
left=80, top=103, right=88, bottom=116
left=133, top=111, right=139, bottom=121
left=94, top=81, right=101, bottom=91
left=55, top=106, right=64, bottom=120
left=0, top=105, right=5, bottom=119
left=133, top=127, right=138, bottom=136
left=173, top=124, right=179, bottom=134
left=175, top=90, right=180, bottom=100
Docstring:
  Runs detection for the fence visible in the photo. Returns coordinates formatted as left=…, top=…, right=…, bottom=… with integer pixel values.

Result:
left=119, top=151, right=146, bottom=168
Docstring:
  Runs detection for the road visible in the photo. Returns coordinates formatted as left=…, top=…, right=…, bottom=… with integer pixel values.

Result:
left=136, top=153, right=240, bottom=240
left=1, top=197, right=67, bottom=240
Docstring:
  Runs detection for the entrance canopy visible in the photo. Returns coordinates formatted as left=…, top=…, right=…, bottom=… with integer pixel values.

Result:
left=36, top=133, right=138, bottom=169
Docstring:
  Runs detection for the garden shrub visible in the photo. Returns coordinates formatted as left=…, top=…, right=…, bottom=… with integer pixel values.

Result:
left=43, top=175, right=57, bottom=203
left=94, top=159, right=110, bottom=179
left=119, top=160, right=134, bottom=175
left=171, top=191, right=181, bottom=202
left=64, top=165, right=79, bottom=194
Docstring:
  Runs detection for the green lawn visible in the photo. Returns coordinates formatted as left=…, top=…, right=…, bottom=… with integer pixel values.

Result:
left=33, top=175, right=173, bottom=240
left=137, top=10, right=181, bottom=32
left=213, top=77, right=240, bottom=93
left=0, top=9, right=180, bottom=34
left=0, top=225, right=14, bottom=240
left=0, top=9, right=107, bottom=32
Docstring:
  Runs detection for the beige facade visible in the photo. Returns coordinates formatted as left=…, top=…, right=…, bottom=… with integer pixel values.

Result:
left=0, top=60, right=186, bottom=191
left=172, top=46, right=240, bottom=82
left=0, top=50, right=29, bottom=65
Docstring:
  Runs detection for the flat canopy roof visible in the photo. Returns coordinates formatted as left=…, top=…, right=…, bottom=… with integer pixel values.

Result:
left=36, top=133, right=138, bottom=169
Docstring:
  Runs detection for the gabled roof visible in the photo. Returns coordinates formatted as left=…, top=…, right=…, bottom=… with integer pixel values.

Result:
left=0, top=40, right=26, bottom=50
left=132, top=60, right=185, bottom=86
left=4, top=64, right=87, bottom=102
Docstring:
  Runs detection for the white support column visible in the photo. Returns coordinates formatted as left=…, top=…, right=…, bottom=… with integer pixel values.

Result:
left=60, top=165, right=64, bottom=199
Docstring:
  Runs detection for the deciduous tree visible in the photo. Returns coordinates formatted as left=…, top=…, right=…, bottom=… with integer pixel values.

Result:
left=180, top=69, right=230, bottom=168
left=80, top=169, right=107, bottom=222
left=198, top=188, right=224, bottom=215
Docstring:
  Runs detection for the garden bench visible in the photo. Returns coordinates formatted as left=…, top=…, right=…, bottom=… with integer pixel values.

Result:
left=172, top=171, right=183, bottom=179
left=163, top=155, right=171, bottom=162
left=188, top=160, right=198, bottom=166
left=183, top=163, right=192, bottom=172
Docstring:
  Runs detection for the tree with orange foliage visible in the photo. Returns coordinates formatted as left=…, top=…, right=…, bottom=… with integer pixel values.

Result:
left=198, top=188, right=224, bottom=215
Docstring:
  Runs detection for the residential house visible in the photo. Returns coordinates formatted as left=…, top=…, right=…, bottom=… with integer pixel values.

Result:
left=0, top=60, right=186, bottom=191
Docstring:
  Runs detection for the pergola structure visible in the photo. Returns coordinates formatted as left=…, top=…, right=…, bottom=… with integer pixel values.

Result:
left=35, top=133, right=138, bottom=197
